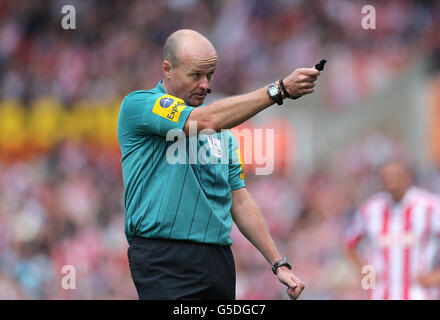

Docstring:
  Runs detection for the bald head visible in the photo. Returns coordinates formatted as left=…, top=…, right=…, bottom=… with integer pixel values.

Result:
left=162, top=29, right=217, bottom=67
left=161, top=29, right=218, bottom=107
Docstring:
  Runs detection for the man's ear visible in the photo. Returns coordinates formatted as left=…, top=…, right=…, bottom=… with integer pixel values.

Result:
left=163, top=60, right=172, bottom=79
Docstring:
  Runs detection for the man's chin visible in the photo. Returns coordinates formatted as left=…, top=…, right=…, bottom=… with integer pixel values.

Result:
left=188, top=97, right=205, bottom=107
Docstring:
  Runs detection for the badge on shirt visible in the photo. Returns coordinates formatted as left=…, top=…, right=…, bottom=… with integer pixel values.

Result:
left=206, top=135, right=222, bottom=158
left=152, top=95, right=187, bottom=122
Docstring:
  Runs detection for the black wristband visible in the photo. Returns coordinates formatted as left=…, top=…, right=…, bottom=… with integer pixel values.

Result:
left=279, top=79, right=299, bottom=100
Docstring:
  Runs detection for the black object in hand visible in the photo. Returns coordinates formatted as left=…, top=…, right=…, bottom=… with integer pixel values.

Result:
left=314, top=59, right=327, bottom=71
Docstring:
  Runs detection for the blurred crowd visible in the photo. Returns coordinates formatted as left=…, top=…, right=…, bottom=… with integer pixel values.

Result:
left=1, top=0, right=440, bottom=299
left=0, top=142, right=133, bottom=299
left=0, top=0, right=439, bottom=108
left=232, top=132, right=412, bottom=299
left=1, top=130, right=437, bottom=299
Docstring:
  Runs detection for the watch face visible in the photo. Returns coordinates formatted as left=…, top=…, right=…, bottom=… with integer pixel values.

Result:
left=269, top=85, right=278, bottom=96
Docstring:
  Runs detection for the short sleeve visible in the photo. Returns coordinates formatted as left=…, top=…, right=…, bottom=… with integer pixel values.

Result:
left=344, top=206, right=367, bottom=250
left=228, top=132, right=246, bottom=191
left=121, top=92, right=194, bottom=136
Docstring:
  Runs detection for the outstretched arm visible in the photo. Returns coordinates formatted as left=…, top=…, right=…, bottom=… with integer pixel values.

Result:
left=231, top=187, right=305, bottom=299
left=183, top=68, right=320, bottom=135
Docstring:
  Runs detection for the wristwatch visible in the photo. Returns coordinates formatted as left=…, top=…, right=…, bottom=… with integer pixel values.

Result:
left=267, top=82, right=283, bottom=105
left=272, top=257, right=292, bottom=275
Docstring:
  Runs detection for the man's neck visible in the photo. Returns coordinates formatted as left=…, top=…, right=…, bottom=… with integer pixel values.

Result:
left=161, top=79, right=171, bottom=94
left=390, top=186, right=412, bottom=203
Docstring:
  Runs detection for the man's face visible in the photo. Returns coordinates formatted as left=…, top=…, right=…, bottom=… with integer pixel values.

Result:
left=379, top=162, right=412, bottom=199
left=166, top=53, right=217, bottom=107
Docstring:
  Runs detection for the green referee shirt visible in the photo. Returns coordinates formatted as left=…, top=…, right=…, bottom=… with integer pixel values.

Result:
left=117, top=81, right=245, bottom=246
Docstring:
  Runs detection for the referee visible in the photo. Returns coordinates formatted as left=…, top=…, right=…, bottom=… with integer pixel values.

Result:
left=117, top=29, right=320, bottom=300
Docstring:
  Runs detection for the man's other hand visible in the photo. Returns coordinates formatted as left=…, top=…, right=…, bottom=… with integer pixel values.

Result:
left=276, top=266, right=305, bottom=300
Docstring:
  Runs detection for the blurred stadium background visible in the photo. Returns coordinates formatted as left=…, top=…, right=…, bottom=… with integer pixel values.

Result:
left=0, top=0, right=440, bottom=299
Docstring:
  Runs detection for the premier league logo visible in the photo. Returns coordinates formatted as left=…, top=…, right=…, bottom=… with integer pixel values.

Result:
left=159, top=97, right=174, bottom=108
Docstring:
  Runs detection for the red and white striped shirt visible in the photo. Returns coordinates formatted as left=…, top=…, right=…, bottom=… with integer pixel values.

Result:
left=345, top=186, right=440, bottom=300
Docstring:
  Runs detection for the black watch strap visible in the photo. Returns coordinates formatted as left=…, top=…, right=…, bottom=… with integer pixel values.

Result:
left=272, top=257, right=292, bottom=275
left=279, top=79, right=299, bottom=100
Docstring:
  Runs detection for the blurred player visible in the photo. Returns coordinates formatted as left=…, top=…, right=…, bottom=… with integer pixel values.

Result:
left=345, top=159, right=440, bottom=299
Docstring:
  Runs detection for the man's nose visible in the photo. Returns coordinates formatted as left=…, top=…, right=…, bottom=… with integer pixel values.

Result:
left=199, top=76, right=210, bottom=90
